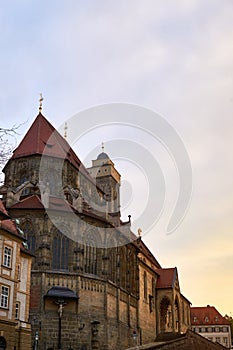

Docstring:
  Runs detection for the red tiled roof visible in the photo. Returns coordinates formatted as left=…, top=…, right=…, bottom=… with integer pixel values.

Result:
left=0, top=201, right=19, bottom=236
left=11, top=195, right=44, bottom=209
left=11, top=113, right=82, bottom=170
left=49, top=196, right=75, bottom=212
left=0, top=200, right=11, bottom=219
left=156, top=267, right=177, bottom=289
left=11, top=195, right=74, bottom=212
left=191, top=306, right=230, bottom=326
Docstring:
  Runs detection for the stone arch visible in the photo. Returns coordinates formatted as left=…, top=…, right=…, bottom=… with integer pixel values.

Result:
left=160, top=297, right=172, bottom=333
left=0, top=337, right=6, bottom=350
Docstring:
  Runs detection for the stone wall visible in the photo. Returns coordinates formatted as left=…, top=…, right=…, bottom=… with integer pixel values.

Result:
left=29, top=271, right=140, bottom=350
left=0, top=319, right=31, bottom=350
left=126, top=330, right=228, bottom=350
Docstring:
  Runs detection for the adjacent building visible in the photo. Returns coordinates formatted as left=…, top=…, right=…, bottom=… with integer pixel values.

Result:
left=0, top=111, right=191, bottom=350
left=191, top=305, right=232, bottom=349
left=0, top=201, right=32, bottom=350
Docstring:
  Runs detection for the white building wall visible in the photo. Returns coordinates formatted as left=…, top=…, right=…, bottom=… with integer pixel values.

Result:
left=17, top=291, right=27, bottom=322
left=19, top=256, right=28, bottom=292
left=192, top=325, right=232, bottom=349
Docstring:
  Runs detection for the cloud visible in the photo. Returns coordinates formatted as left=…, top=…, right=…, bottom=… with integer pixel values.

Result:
left=1, top=0, right=233, bottom=313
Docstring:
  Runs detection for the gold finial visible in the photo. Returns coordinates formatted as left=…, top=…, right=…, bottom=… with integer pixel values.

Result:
left=39, top=93, right=43, bottom=113
left=101, top=142, right=104, bottom=152
left=64, top=122, right=68, bottom=139
left=138, top=228, right=142, bottom=237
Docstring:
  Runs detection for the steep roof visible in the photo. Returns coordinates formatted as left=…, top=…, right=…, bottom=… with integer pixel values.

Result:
left=10, top=195, right=44, bottom=209
left=11, top=194, right=74, bottom=212
left=0, top=200, right=11, bottom=220
left=11, top=113, right=82, bottom=170
left=0, top=200, right=19, bottom=236
left=10, top=194, right=111, bottom=224
left=156, top=267, right=177, bottom=289
left=191, top=306, right=230, bottom=326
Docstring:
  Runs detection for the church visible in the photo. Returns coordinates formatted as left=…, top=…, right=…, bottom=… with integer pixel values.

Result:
left=0, top=109, right=191, bottom=350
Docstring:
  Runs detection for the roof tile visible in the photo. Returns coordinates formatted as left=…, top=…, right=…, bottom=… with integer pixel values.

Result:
left=191, top=306, right=230, bottom=326
left=156, top=267, right=177, bottom=289
left=12, top=113, right=82, bottom=170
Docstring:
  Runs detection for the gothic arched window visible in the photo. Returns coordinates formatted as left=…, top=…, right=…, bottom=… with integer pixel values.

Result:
left=52, top=232, right=69, bottom=271
left=19, top=171, right=30, bottom=196
left=22, top=221, right=36, bottom=253
left=120, top=248, right=126, bottom=289
left=83, top=230, right=98, bottom=275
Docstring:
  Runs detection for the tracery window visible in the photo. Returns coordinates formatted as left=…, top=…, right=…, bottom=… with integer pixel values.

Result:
left=119, top=248, right=126, bottom=289
left=22, top=221, right=36, bottom=253
left=52, top=233, right=69, bottom=270
left=83, top=230, right=97, bottom=275
left=19, top=171, right=30, bottom=196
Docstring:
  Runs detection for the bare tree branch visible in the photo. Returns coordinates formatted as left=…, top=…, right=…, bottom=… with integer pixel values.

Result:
left=0, top=122, right=26, bottom=182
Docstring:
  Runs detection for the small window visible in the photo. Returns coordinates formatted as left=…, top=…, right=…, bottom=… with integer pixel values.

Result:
left=15, top=302, right=20, bottom=319
left=207, top=327, right=212, bottom=332
left=149, top=295, right=154, bottom=312
left=1, top=286, right=9, bottom=308
left=3, top=247, right=12, bottom=268
left=193, top=316, right=197, bottom=323
left=215, top=316, right=219, bottom=322
left=17, top=265, right=21, bottom=280
left=215, top=327, right=220, bottom=332
left=222, top=327, right=228, bottom=332
left=205, top=316, right=209, bottom=322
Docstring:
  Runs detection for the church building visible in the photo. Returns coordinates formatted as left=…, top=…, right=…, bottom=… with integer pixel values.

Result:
left=0, top=109, right=191, bottom=350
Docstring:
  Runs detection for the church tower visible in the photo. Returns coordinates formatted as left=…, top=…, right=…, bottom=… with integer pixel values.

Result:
left=88, top=147, right=121, bottom=226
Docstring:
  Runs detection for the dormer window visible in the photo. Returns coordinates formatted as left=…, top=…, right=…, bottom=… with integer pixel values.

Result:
left=215, top=316, right=219, bottom=322
left=205, top=316, right=209, bottom=322
left=193, top=316, right=197, bottom=323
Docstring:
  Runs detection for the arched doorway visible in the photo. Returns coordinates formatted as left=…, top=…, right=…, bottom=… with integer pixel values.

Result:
left=0, top=337, right=6, bottom=350
left=160, top=297, right=172, bottom=333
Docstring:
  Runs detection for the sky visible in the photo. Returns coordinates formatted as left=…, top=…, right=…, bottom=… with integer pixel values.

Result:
left=1, top=0, right=233, bottom=316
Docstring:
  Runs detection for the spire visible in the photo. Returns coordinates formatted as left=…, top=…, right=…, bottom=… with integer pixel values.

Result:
left=39, top=93, right=43, bottom=113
